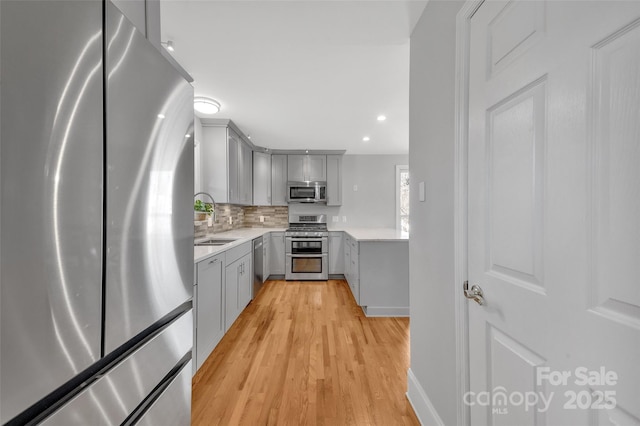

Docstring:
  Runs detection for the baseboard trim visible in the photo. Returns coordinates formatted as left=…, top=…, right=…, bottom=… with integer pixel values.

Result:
left=363, top=306, right=409, bottom=317
left=406, top=368, right=445, bottom=426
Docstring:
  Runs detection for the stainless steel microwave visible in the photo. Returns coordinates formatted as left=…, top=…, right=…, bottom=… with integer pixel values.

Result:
left=286, top=181, right=327, bottom=203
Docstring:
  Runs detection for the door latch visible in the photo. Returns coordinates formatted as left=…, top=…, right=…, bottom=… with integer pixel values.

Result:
left=463, top=281, right=484, bottom=305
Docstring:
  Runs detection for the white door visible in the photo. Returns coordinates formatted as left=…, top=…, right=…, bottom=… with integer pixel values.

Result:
left=467, top=2, right=640, bottom=425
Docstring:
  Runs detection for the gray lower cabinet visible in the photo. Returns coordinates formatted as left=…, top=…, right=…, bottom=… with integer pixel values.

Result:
left=269, top=232, right=285, bottom=276
left=225, top=252, right=251, bottom=332
left=263, top=234, right=270, bottom=283
left=348, top=237, right=359, bottom=304
left=195, top=253, right=225, bottom=373
left=329, top=232, right=344, bottom=274
left=271, top=154, right=288, bottom=206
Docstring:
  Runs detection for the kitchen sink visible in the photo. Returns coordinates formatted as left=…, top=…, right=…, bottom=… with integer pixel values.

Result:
left=194, top=238, right=237, bottom=247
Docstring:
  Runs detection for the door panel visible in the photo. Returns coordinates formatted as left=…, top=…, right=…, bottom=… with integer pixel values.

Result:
left=486, top=80, right=545, bottom=290
left=589, top=19, right=640, bottom=329
left=468, top=2, right=640, bottom=425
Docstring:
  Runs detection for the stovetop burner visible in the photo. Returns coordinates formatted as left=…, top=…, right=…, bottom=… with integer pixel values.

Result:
left=286, top=213, right=329, bottom=236
left=286, top=224, right=328, bottom=232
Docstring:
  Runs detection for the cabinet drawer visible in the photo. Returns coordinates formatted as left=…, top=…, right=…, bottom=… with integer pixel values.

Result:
left=225, top=241, right=251, bottom=265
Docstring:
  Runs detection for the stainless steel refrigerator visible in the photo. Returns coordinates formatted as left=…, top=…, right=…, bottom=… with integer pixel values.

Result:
left=1, top=1, right=194, bottom=424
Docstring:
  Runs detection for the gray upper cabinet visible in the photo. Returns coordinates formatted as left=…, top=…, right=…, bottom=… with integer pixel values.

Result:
left=287, top=155, right=326, bottom=182
left=326, top=155, right=342, bottom=206
left=227, top=130, right=240, bottom=203
left=200, top=121, right=253, bottom=205
left=253, top=151, right=271, bottom=206
left=239, top=141, right=253, bottom=205
left=271, top=155, right=288, bottom=206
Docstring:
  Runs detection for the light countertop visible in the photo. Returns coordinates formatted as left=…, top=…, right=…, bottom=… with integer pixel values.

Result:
left=194, top=227, right=286, bottom=263
left=194, top=227, right=408, bottom=264
left=329, top=227, right=409, bottom=242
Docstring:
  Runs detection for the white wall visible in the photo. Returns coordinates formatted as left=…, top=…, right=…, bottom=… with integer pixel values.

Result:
left=290, top=154, right=408, bottom=228
left=408, top=1, right=464, bottom=425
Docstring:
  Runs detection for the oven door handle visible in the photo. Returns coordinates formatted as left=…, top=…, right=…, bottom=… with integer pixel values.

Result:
left=286, top=253, right=328, bottom=258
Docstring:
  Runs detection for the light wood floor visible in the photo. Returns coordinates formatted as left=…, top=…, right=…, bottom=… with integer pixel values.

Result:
left=192, top=279, right=419, bottom=426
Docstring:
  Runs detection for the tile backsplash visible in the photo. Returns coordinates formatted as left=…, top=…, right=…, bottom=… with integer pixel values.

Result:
left=194, top=204, right=288, bottom=238
left=243, top=206, right=289, bottom=228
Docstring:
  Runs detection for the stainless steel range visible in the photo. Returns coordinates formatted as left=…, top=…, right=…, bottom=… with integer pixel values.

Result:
left=285, top=214, right=329, bottom=280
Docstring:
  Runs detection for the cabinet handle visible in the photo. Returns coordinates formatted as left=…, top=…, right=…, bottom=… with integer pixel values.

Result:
left=209, top=259, right=218, bottom=265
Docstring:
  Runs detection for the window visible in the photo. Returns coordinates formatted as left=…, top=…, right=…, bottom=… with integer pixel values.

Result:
left=396, top=165, right=409, bottom=233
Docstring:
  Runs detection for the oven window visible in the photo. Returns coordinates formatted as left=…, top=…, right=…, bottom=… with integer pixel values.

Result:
left=291, top=257, right=323, bottom=274
left=291, top=240, right=322, bottom=254
left=290, top=187, right=316, bottom=199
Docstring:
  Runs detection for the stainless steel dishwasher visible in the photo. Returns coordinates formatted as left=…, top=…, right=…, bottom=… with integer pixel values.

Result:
left=252, top=237, right=264, bottom=299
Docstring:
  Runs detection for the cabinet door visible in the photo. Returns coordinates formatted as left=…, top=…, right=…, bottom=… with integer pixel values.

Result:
left=201, top=126, right=230, bottom=203
left=195, top=254, right=225, bottom=371
left=271, top=155, right=288, bottom=206
left=350, top=243, right=359, bottom=304
left=224, top=260, right=241, bottom=331
left=329, top=232, right=344, bottom=274
left=269, top=232, right=285, bottom=275
left=241, top=142, right=253, bottom=204
left=238, top=254, right=252, bottom=309
left=227, top=130, right=240, bottom=204
left=306, top=155, right=326, bottom=181
left=287, top=155, right=306, bottom=182
left=263, top=235, right=270, bottom=281
left=253, top=152, right=271, bottom=205
left=326, top=155, right=342, bottom=206
left=344, top=238, right=351, bottom=283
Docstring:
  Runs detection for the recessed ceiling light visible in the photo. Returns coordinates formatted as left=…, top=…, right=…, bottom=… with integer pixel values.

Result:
left=185, top=134, right=191, bottom=138
left=377, top=115, right=386, bottom=121
left=157, top=114, right=165, bottom=119
left=362, top=136, right=370, bottom=142
left=194, top=97, right=221, bottom=115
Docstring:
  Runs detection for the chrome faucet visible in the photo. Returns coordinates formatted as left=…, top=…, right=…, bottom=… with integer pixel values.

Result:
left=194, top=192, right=217, bottom=224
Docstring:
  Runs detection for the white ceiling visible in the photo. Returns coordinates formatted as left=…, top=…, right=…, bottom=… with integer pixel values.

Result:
left=160, top=1, right=427, bottom=154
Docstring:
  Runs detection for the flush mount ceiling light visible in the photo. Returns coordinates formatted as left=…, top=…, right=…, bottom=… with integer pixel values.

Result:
left=161, top=40, right=175, bottom=52
left=194, top=97, right=221, bottom=115
left=362, top=136, right=371, bottom=142
left=377, top=115, right=386, bottom=121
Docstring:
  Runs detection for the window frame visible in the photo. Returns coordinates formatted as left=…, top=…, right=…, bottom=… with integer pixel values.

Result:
left=395, top=165, right=409, bottom=233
